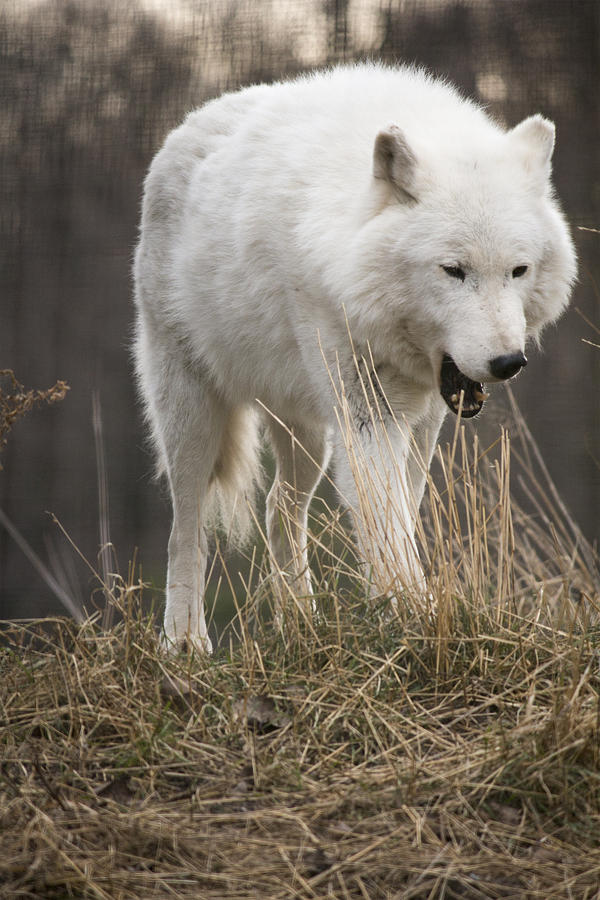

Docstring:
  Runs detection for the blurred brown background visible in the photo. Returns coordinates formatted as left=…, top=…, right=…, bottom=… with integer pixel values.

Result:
left=1, top=0, right=599, bottom=621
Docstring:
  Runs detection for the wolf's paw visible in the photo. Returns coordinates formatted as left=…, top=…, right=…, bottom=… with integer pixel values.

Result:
left=160, top=630, right=213, bottom=656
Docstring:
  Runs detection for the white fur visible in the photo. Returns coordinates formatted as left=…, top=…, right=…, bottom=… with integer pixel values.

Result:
left=133, top=63, right=576, bottom=650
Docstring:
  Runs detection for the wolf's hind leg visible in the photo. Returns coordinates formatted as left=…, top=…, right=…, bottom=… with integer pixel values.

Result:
left=266, top=419, right=331, bottom=607
left=152, top=361, right=229, bottom=652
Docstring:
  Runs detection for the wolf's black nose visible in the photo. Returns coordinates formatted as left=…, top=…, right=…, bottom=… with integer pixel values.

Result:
left=489, top=352, right=528, bottom=380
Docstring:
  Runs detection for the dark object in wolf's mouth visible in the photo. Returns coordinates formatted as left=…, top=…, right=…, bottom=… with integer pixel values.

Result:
left=440, top=354, right=487, bottom=418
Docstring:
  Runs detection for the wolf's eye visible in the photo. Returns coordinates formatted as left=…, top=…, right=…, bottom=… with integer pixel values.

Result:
left=512, top=265, right=528, bottom=278
left=442, top=265, right=465, bottom=282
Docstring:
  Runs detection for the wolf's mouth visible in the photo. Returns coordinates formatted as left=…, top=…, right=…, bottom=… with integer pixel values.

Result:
left=440, top=354, right=488, bottom=418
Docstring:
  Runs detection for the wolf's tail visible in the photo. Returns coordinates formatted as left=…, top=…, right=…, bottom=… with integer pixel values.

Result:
left=209, top=405, right=263, bottom=545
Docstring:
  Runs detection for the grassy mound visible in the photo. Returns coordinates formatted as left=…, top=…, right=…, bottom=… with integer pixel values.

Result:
left=2, top=409, right=600, bottom=898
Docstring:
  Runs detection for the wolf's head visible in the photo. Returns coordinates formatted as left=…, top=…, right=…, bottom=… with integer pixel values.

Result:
left=365, top=113, right=577, bottom=417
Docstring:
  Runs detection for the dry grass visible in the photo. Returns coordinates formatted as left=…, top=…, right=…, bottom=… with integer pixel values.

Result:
left=0, top=370, right=69, bottom=467
left=2, top=394, right=600, bottom=898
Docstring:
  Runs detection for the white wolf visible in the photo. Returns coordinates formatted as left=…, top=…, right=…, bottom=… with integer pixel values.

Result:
left=133, top=64, right=576, bottom=651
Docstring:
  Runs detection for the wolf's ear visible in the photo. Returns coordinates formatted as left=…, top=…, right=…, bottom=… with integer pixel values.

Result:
left=373, top=125, right=418, bottom=202
left=510, top=114, right=555, bottom=178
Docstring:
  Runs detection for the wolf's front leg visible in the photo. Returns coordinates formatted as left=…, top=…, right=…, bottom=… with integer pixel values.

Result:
left=332, top=418, right=425, bottom=598
left=265, top=418, right=332, bottom=611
